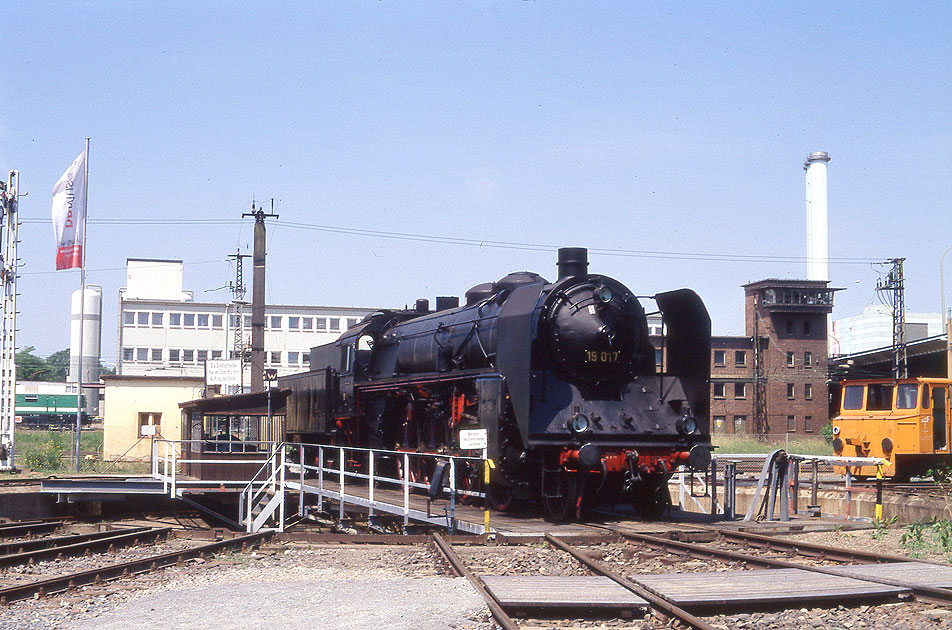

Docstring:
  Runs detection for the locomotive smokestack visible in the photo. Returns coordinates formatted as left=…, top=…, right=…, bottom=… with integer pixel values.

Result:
left=415, top=299, right=430, bottom=313
left=558, top=247, right=589, bottom=280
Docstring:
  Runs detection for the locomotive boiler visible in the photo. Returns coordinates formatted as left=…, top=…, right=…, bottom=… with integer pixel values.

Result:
left=301, top=248, right=712, bottom=520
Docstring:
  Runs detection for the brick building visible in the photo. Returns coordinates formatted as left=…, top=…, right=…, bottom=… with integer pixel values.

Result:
left=709, top=279, right=836, bottom=436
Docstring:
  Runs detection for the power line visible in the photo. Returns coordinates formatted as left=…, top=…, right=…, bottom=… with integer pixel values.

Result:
left=17, top=215, right=883, bottom=265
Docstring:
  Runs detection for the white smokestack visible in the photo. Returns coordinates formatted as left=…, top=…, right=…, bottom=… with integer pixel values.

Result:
left=804, top=151, right=831, bottom=281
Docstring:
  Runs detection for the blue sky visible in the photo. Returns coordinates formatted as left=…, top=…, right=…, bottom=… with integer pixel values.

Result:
left=1, top=2, right=950, bottom=362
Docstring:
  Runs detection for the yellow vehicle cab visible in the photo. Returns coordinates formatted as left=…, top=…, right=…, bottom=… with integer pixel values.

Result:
left=832, top=377, right=951, bottom=480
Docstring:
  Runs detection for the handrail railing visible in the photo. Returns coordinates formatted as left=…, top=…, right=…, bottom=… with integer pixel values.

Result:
left=239, top=443, right=286, bottom=532
left=151, top=438, right=489, bottom=535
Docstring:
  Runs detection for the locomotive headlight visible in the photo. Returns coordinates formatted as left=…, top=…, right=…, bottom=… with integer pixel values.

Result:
left=676, top=415, right=698, bottom=435
left=832, top=426, right=840, bottom=436
left=594, top=286, right=614, bottom=304
left=569, top=413, right=590, bottom=434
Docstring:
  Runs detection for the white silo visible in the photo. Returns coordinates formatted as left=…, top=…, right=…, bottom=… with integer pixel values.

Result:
left=69, top=285, right=102, bottom=389
left=803, top=151, right=831, bottom=282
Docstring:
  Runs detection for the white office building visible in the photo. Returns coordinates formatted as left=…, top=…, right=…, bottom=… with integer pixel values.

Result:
left=116, top=259, right=375, bottom=383
left=832, top=304, right=943, bottom=356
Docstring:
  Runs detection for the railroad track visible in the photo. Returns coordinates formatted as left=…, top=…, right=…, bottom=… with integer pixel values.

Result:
left=0, top=524, right=271, bottom=605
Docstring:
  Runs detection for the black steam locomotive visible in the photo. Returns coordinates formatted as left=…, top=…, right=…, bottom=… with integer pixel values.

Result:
left=301, top=248, right=712, bottom=520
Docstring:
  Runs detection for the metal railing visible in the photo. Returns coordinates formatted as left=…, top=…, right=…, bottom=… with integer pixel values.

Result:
left=287, top=443, right=487, bottom=535
left=676, top=452, right=887, bottom=521
left=151, top=439, right=272, bottom=497
left=238, top=443, right=285, bottom=532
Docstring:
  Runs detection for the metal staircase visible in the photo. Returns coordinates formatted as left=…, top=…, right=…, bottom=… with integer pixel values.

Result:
left=239, top=443, right=287, bottom=532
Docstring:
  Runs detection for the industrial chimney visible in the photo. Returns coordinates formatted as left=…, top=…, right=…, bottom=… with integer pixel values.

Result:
left=803, top=152, right=831, bottom=282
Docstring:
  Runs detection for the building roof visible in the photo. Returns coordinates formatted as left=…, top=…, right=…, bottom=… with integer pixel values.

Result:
left=102, top=374, right=204, bottom=383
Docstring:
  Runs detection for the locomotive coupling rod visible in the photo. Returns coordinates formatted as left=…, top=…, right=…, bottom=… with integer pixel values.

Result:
left=432, top=533, right=519, bottom=630
left=544, top=533, right=717, bottom=630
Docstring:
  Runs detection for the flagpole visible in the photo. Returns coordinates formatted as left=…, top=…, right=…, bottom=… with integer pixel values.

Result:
left=74, top=138, right=89, bottom=473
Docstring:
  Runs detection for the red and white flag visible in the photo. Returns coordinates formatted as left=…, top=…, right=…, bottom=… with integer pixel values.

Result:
left=51, top=150, right=87, bottom=270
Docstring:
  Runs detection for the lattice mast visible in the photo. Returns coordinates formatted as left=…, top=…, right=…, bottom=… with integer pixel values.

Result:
left=0, top=172, right=20, bottom=471
left=877, top=258, right=907, bottom=378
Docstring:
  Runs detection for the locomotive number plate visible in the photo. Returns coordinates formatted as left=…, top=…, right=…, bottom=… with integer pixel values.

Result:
left=585, top=350, right=621, bottom=363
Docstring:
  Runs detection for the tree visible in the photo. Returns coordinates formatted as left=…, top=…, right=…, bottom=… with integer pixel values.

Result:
left=46, top=349, right=70, bottom=381
left=15, top=346, right=52, bottom=381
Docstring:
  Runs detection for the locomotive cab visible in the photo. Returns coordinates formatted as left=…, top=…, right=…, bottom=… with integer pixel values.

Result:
left=832, top=377, right=952, bottom=480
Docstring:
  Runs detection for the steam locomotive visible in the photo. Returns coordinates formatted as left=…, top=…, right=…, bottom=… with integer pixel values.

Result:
left=302, top=248, right=712, bottom=520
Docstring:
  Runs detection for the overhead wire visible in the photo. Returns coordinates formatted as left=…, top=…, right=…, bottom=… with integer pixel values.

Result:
left=17, top=215, right=884, bottom=266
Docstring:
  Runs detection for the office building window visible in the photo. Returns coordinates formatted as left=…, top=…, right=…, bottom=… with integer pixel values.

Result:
left=288, top=351, right=299, bottom=365
left=713, top=383, right=726, bottom=398
left=230, top=314, right=240, bottom=327
left=805, top=383, right=813, bottom=399
left=787, top=383, right=795, bottom=399
left=329, top=318, right=340, bottom=331
left=302, top=317, right=313, bottom=330
left=170, top=313, right=182, bottom=327
left=713, top=350, right=726, bottom=366
left=183, top=313, right=195, bottom=327
left=197, top=314, right=209, bottom=327
left=804, top=415, right=814, bottom=432
left=212, top=314, right=223, bottom=328
left=197, top=350, right=208, bottom=362
left=152, top=312, right=164, bottom=326
left=735, top=350, right=746, bottom=366
left=712, top=415, right=726, bottom=433
left=288, top=317, right=300, bottom=330
left=244, top=315, right=252, bottom=328
left=136, top=348, right=148, bottom=361
left=169, top=349, right=180, bottom=362
left=211, top=350, right=222, bottom=360
left=270, top=351, right=282, bottom=365
left=347, top=318, right=359, bottom=328
left=734, top=383, right=746, bottom=399
left=316, top=318, right=327, bottom=330
left=183, top=349, right=194, bottom=363
left=804, top=351, right=812, bottom=367
left=137, top=312, right=149, bottom=326
left=269, top=315, right=282, bottom=329
left=123, top=312, right=135, bottom=325
left=787, top=415, right=796, bottom=432
left=122, top=348, right=133, bottom=361
left=151, top=348, right=162, bottom=362
left=786, top=352, right=795, bottom=367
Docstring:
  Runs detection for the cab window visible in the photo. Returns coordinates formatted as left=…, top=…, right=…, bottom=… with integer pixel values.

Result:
left=896, top=384, right=919, bottom=409
left=922, top=386, right=931, bottom=409
left=843, top=385, right=865, bottom=410
left=866, top=384, right=893, bottom=411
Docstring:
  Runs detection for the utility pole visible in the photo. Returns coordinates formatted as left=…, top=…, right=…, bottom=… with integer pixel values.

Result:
left=877, top=258, right=907, bottom=379
left=242, top=200, right=278, bottom=392
left=0, top=172, right=19, bottom=471
left=227, top=249, right=249, bottom=391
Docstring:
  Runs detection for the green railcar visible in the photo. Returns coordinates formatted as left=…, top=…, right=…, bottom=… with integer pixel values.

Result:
left=14, top=393, right=89, bottom=429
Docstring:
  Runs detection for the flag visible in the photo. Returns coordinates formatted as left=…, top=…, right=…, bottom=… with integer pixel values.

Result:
left=51, top=149, right=87, bottom=270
